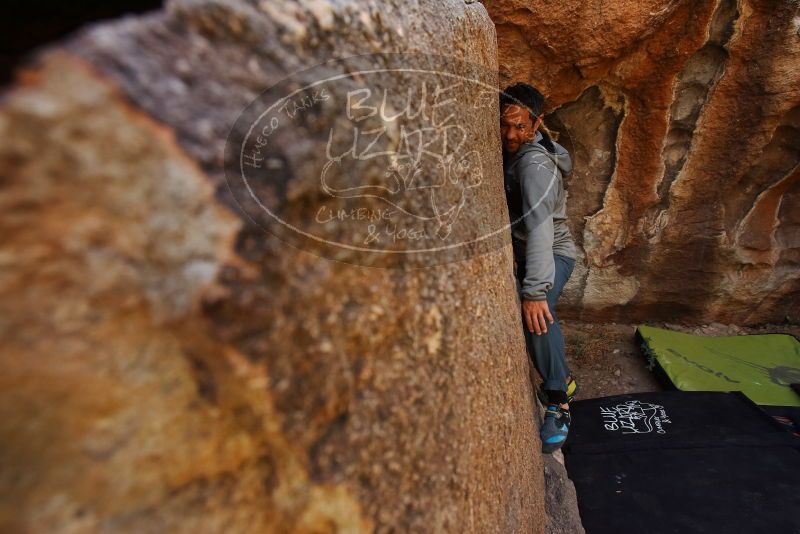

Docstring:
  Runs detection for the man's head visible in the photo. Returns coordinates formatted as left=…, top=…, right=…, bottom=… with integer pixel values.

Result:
left=500, top=83, right=545, bottom=154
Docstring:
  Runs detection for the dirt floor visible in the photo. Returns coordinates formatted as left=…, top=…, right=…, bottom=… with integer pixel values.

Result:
left=560, top=320, right=800, bottom=399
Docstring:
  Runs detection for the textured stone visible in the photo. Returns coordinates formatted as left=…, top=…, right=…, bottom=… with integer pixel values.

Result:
left=0, top=1, right=545, bottom=532
left=487, top=0, right=800, bottom=324
left=542, top=454, right=584, bottom=534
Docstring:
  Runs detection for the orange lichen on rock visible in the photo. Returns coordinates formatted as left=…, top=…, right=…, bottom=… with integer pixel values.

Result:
left=488, top=0, right=800, bottom=323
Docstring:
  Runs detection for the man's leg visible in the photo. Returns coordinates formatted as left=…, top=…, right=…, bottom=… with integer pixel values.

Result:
left=520, top=254, right=575, bottom=398
left=518, top=254, right=576, bottom=453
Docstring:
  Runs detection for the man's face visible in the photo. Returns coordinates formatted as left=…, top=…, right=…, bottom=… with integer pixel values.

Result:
left=500, top=104, right=540, bottom=154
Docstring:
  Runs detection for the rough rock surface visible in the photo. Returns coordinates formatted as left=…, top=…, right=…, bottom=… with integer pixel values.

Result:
left=542, top=454, right=584, bottom=534
left=0, top=1, right=546, bottom=532
left=487, top=0, right=800, bottom=324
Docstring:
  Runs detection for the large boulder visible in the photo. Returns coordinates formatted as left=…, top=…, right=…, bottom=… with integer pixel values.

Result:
left=488, top=0, right=800, bottom=324
left=0, top=1, right=545, bottom=532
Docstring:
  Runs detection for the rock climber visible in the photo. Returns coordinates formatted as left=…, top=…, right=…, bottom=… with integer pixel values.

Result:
left=500, top=82, right=578, bottom=453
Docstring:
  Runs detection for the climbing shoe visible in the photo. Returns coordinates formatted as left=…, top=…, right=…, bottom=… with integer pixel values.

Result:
left=540, top=405, right=571, bottom=454
left=537, top=377, right=579, bottom=405
left=566, top=376, right=579, bottom=400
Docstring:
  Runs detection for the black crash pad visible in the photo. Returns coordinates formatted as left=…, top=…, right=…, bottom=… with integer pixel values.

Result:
left=563, top=392, right=800, bottom=534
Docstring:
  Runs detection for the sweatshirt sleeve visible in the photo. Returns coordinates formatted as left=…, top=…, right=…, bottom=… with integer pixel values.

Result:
left=516, top=152, right=557, bottom=301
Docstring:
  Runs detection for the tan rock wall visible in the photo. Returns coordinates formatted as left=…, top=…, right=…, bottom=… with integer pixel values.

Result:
left=488, top=0, right=800, bottom=324
left=0, top=1, right=545, bottom=532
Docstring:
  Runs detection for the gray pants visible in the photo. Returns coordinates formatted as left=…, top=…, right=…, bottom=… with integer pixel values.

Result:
left=515, top=253, right=576, bottom=392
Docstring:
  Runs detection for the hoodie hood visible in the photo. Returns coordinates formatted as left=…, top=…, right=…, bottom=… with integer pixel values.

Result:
left=506, top=130, right=573, bottom=177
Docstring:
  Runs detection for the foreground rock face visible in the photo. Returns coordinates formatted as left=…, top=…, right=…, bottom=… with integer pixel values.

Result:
left=488, top=0, right=800, bottom=324
left=0, top=1, right=545, bottom=532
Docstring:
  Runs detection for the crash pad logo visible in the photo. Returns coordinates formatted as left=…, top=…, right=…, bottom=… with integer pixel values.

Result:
left=600, top=400, right=672, bottom=435
left=224, top=54, right=553, bottom=267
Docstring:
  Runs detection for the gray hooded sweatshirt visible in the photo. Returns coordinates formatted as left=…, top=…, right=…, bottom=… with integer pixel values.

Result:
left=504, top=130, right=577, bottom=301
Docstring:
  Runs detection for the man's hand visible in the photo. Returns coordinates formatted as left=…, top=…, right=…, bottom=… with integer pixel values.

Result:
left=522, top=299, right=554, bottom=335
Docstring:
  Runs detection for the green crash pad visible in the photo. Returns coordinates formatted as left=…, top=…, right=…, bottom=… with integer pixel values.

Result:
left=637, top=325, right=800, bottom=407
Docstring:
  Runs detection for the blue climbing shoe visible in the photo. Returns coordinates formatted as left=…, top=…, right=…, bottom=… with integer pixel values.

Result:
left=540, top=405, right=571, bottom=454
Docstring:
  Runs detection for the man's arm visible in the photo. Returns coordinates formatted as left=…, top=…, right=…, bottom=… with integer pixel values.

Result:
left=517, top=152, right=557, bottom=302
left=515, top=152, right=558, bottom=334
